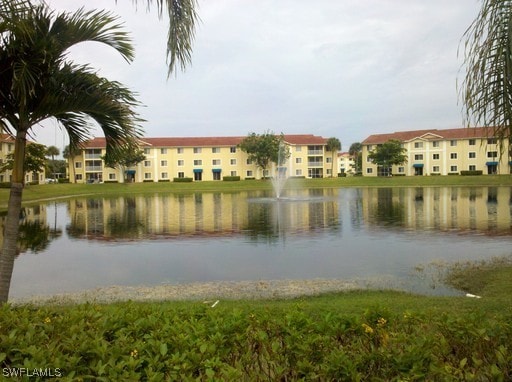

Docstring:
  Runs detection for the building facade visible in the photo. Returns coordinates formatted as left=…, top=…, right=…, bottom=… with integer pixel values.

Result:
left=362, top=127, right=511, bottom=176
left=68, top=134, right=334, bottom=183
left=337, top=152, right=356, bottom=175
left=0, top=134, right=46, bottom=184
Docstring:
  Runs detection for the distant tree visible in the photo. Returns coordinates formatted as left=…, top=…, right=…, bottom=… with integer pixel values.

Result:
left=367, top=140, right=407, bottom=176
left=102, top=140, right=146, bottom=182
left=349, top=142, right=363, bottom=173
left=1, top=143, right=47, bottom=182
left=239, top=131, right=289, bottom=177
left=326, top=137, right=341, bottom=177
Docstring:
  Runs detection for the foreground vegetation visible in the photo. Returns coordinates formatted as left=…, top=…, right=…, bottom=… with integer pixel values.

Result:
left=1, top=259, right=511, bottom=380
left=2, top=174, right=512, bottom=210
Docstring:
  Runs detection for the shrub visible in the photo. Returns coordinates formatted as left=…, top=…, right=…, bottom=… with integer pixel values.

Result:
left=0, top=182, right=10, bottom=188
left=222, top=176, right=240, bottom=181
left=173, top=177, right=193, bottom=183
left=460, top=170, right=483, bottom=176
left=158, top=179, right=171, bottom=182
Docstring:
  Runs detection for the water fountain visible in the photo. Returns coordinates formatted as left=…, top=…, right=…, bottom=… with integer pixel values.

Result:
left=271, top=141, right=288, bottom=199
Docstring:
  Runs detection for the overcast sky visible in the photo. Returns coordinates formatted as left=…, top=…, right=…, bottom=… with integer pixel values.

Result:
left=39, top=0, right=482, bottom=153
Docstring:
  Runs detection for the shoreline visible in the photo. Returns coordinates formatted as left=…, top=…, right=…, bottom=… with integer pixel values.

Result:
left=11, top=279, right=362, bottom=306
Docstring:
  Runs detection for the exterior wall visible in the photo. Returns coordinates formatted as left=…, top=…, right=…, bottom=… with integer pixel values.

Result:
left=362, top=129, right=510, bottom=176
left=68, top=135, right=333, bottom=183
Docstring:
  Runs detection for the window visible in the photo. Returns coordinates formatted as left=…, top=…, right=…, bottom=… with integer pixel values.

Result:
left=246, top=170, right=253, bottom=177
left=433, top=154, right=439, bottom=160
left=432, top=166, right=440, bottom=173
left=414, top=142, right=423, bottom=148
left=366, top=168, right=373, bottom=174
left=487, top=138, right=497, bottom=144
left=177, top=160, right=184, bottom=166
left=75, top=162, right=82, bottom=168
left=144, top=148, right=151, bottom=155
left=144, top=160, right=151, bottom=167
left=366, top=156, right=372, bottom=163
left=450, top=140, right=457, bottom=146
left=212, top=159, right=221, bottom=166
left=161, top=160, right=168, bottom=167
left=144, top=172, right=152, bottom=179
left=193, top=147, right=202, bottom=154
left=296, top=146, right=302, bottom=152
left=230, top=171, right=237, bottom=176
left=161, top=172, right=169, bottom=179
left=108, top=174, right=116, bottom=180
left=414, top=154, right=423, bottom=160
left=450, top=153, right=457, bottom=159
left=432, top=141, right=440, bottom=148
left=398, top=167, right=404, bottom=173
left=469, top=139, right=476, bottom=146
left=246, top=159, right=253, bottom=165
left=296, top=169, right=303, bottom=176
left=469, top=152, right=476, bottom=159
left=177, top=147, right=184, bottom=154
left=326, top=157, right=332, bottom=163
left=487, top=151, right=498, bottom=158
left=212, top=147, right=221, bottom=153
left=367, top=145, right=373, bottom=151
left=178, top=172, right=184, bottom=178
left=230, top=159, right=237, bottom=165
left=469, top=165, right=476, bottom=171
left=75, top=174, right=83, bottom=180
left=296, top=158, right=302, bottom=164
left=194, top=160, right=202, bottom=166
left=230, top=146, right=237, bottom=153
left=450, top=166, right=458, bottom=172
left=161, top=148, right=168, bottom=155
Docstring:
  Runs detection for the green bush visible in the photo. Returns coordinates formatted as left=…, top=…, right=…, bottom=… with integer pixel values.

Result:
left=244, top=177, right=255, bottom=180
left=460, top=170, right=483, bottom=176
left=0, top=300, right=510, bottom=380
left=222, top=176, right=240, bottom=181
left=0, top=182, right=10, bottom=188
left=173, top=177, right=193, bottom=183
left=158, top=179, right=171, bottom=182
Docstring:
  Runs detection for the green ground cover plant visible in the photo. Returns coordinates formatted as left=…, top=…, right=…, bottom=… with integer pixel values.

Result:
left=1, top=263, right=512, bottom=380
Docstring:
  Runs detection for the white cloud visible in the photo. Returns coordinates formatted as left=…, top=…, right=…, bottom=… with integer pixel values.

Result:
left=34, top=0, right=481, bottom=153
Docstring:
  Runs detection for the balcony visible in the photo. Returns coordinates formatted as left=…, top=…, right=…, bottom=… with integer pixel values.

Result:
left=308, top=150, right=323, bottom=155
left=85, top=166, right=103, bottom=172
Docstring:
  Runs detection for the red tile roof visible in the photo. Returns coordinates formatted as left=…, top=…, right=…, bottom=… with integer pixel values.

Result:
left=81, top=134, right=329, bottom=148
left=362, top=127, right=494, bottom=145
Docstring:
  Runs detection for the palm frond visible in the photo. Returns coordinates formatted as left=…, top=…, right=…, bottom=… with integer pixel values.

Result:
left=129, top=0, right=199, bottom=76
left=460, top=0, right=512, bottom=149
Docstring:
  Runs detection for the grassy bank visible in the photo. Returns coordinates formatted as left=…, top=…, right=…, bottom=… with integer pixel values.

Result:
left=1, top=260, right=512, bottom=380
left=2, top=174, right=512, bottom=209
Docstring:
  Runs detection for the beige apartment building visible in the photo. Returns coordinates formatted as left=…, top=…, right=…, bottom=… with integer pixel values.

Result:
left=362, top=127, right=511, bottom=176
left=68, top=134, right=334, bottom=183
left=0, top=134, right=46, bottom=184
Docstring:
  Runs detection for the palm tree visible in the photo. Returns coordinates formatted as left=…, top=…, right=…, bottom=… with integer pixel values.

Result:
left=326, top=137, right=341, bottom=177
left=0, top=2, right=143, bottom=303
left=460, top=0, right=512, bottom=150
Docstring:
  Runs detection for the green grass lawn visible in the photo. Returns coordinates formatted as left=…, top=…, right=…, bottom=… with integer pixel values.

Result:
left=2, top=174, right=512, bottom=210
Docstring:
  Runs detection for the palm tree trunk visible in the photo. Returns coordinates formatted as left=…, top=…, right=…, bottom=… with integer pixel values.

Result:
left=0, top=130, right=27, bottom=303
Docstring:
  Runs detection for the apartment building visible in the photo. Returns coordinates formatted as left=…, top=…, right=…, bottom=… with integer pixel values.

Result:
left=362, top=127, right=510, bottom=176
left=68, top=134, right=333, bottom=183
left=337, top=152, right=356, bottom=175
left=0, top=134, right=46, bottom=184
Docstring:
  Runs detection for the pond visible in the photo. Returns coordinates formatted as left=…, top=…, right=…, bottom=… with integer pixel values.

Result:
left=7, top=186, right=512, bottom=299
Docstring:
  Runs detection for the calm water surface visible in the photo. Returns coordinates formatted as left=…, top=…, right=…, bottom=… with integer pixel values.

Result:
left=8, top=186, right=512, bottom=298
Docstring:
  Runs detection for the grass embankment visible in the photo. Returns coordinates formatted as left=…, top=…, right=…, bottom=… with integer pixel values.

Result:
left=2, top=174, right=512, bottom=210
left=2, top=259, right=512, bottom=380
